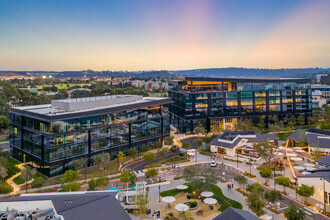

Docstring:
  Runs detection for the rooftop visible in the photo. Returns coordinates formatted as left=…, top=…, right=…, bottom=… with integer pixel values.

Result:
left=287, top=128, right=330, bottom=148
left=0, top=191, right=130, bottom=220
left=209, top=131, right=278, bottom=149
left=11, top=95, right=171, bottom=121
left=182, top=76, right=310, bottom=83
left=213, top=207, right=258, bottom=220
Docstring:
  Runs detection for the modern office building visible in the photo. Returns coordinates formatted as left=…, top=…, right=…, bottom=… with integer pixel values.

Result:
left=169, top=77, right=312, bottom=133
left=9, top=95, right=171, bottom=177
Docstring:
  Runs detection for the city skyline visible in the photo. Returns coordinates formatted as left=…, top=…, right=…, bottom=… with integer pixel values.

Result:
left=1, top=0, right=330, bottom=71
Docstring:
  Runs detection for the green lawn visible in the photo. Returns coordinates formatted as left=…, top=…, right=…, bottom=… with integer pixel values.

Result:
left=160, top=182, right=242, bottom=211
left=6, top=157, right=21, bottom=180
left=276, top=132, right=292, bottom=141
left=13, top=165, right=46, bottom=185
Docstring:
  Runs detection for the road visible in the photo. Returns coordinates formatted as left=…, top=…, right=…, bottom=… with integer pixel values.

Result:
left=122, top=151, right=180, bottom=172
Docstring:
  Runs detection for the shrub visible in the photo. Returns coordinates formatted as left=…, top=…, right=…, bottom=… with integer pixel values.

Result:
left=170, top=145, right=179, bottom=153
left=0, top=182, right=13, bottom=194
left=88, top=178, right=97, bottom=191
left=153, top=141, right=163, bottom=149
left=95, top=176, right=109, bottom=187
left=164, top=136, right=174, bottom=145
left=258, top=167, right=272, bottom=178
left=243, top=171, right=256, bottom=178
left=61, top=181, right=81, bottom=192
left=202, top=136, right=212, bottom=143
left=192, top=138, right=203, bottom=147
left=61, top=170, right=78, bottom=183
left=140, top=145, right=150, bottom=152
left=31, top=177, right=46, bottom=188
left=182, top=142, right=191, bottom=149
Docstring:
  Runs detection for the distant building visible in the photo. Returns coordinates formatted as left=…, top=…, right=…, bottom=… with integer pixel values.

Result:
left=10, top=95, right=171, bottom=176
left=287, top=128, right=330, bottom=153
left=169, top=77, right=312, bottom=133
left=0, top=191, right=130, bottom=220
left=311, top=84, right=330, bottom=106
left=209, top=130, right=278, bottom=157
left=316, top=74, right=328, bottom=83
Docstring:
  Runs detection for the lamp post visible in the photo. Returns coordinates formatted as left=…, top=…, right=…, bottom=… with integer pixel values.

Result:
left=195, top=150, right=197, bottom=163
left=321, top=175, right=327, bottom=213
left=249, top=151, right=252, bottom=174
left=295, top=179, right=298, bottom=200
left=274, top=158, right=276, bottom=190
left=159, top=184, right=161, bottom=203
left=236, top=150, right=239, bottom=167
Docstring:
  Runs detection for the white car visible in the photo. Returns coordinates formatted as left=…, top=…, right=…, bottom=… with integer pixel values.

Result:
left=210, top=161, right=217, bottom=167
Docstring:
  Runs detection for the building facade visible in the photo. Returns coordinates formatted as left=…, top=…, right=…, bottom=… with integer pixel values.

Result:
left=169, top=77, right=312, bottom=133
left=9, top=95, right=171, bottom=177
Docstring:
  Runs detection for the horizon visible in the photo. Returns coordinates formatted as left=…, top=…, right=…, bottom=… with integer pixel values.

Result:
left=1, top=0, right=330, bottom=71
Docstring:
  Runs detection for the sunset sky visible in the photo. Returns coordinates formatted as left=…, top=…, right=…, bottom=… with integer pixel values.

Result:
left=0, top=0, right=329, bottom=71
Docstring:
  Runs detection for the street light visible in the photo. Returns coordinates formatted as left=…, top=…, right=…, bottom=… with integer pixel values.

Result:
left=320, top=175, right=327, bottom=213
left=159, top=184, right=161, bottom=203
left=274, top=158, right=276, bottom=190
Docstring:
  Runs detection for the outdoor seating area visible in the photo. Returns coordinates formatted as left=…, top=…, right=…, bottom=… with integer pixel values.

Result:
left=161, top=193, right=220, bottom=220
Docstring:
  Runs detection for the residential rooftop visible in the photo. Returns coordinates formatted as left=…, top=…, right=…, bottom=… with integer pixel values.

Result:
left=11, top=95, right=172, bottom=121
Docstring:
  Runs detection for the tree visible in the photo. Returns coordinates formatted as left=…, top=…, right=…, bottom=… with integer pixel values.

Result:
left=296, top=184, right=314, bottom=203
left=258, top=118, right=266, bottom=129
left=61, top=170, right=78, bottom=183
left=145, top=168, right=158, bottom=181
left=143, top=152, right=155, bottom=165
left=202, top=136, right=212, bottom=143
left=31, top=177, right=46, bottom=188
left=164, top=136, right=174, bottom=145
left=284, top=204, right=306, bottom=220
left=153, top=141, right=163, bottom=149
left=116, top=151, right=125, bottom=165
left=246, top=192, right=265, bottom=217
left=72, top=158, right=87, bottom=182
left=234, top=175, right=247, bottom=189
left=120, top=171, right=137, bottom=188
left=246, top=183, right=264, bottom=200
left=133, top=193, right=149, bottom=216
left=21, top=167, right=36, bottom=193
left=0, top=116, right=9, bottom=131
left=183, top=165, right=219, bottom=192
left=288, top=115, right=297, bottom=128
left=88, top=178, right=97, bottom=191
left=265, top=190, right=282, bottom=206
left=297, top=115, right=305, bottom=126
left=140, top=145, right=149, bottom=152
left=193, top=138, right=203, bottom=147
left=158, top=148, right=168, bottom=160
left=193, top=126, right=206, bottom=135
left=127, top=148, right=138, bottom=159
left=0, top=166, right=8, bottom=182
left=93, top=153, right=110, bottom=171
left=275, top=176, right=290, bottom=193
left=253, top=140, right=278, bottom=164
left=182, top=142, right=191, bottom=149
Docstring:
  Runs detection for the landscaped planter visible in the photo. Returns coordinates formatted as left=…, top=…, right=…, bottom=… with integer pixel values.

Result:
left=184, top=201, right=199, bottom=210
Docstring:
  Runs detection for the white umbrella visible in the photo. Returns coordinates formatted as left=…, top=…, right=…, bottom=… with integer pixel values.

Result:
left=275, top=152, right=283, bottom=156
left=286, top=153, right=297, bottom=157
left=291, top=157, right=303, bottom=161
left=301, top=171, right=312, bottom=175
left=204, top=198, right=217, bottom=204
left=175, top=203, right=189, bottom=212
left=304, top=163, right=315, bottom=167
left=201, top=191, right=214, bottom=197
left=162, top=196, right=176, bottom=203
left=278, top=146, right=285, bottom=150
left=295, top=150, right=305, bottom=153
left=176, top=185, right=188, bottom=190
left=286, top=148, right=294, bottom=152
left=306, top=167, right=317, bottom=171
left=293, top=147, right=302, bottom=150
left=294, top=166, right=305, bottom=171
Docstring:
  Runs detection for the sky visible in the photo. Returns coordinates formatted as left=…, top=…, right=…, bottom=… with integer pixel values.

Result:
left=0, top=0, right=329, bottom=71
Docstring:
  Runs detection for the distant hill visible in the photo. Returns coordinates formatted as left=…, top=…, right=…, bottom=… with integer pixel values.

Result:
left=0, top=68, right=328, bottom=78
left=172, top=68, right=330, bottom=78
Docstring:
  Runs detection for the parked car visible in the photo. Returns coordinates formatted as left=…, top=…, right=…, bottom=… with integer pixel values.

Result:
left=210, top=161, right=217, bottom=167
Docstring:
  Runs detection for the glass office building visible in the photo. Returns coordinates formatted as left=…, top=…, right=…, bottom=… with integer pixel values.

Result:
left=169, top=77, right=312, bottom=133
left=10, top=95, right=171, bottom=177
